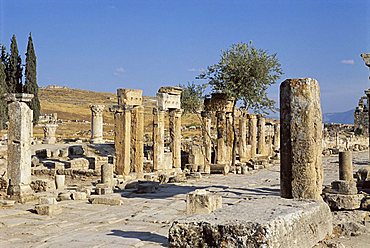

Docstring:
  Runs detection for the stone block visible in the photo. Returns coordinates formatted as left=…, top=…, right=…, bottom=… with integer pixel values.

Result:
left=331, top=180, right=358, bottom=195
left=323, top=193, right=364, bottom=210
left=72, top=192, right=87, bottom=200
left=35, top=149, right=50, bottom=159
left=95, top=183, right=113, bottom=195
left=35, top=204, right=62, bottom=216
left=360, top=196, right=370, bottom=210
left=65, top=158, right=89, bottom=170
left=169, top=198, right=332, bottom=248
left=117, top=88, right=143, bottom=106
left=57, top=192, right=72, bottom=201
left=186, top=189, right=222, bottom=215
left=88, top=195, right=123, bottom=206
left=135, top=181, right=159, bottom=193
left=39, top=197, right=57, bottom=205
left=0, top=200, right=15, bottom=207
left=157, top=92, right=181, bottom=110
left=68, top=145, right=85, bottom=157
left=30, top=179, right=54, bottom=192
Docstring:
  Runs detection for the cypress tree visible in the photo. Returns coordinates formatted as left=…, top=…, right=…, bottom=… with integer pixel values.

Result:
left=0, top=57, right=7, bottom=129
left=24, top=33, right=40, bottom=123
left=8, top=35, right=23, bottom=93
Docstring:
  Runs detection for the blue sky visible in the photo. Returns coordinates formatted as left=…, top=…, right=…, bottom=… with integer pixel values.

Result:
left=0, top=0, right=369, bottom=113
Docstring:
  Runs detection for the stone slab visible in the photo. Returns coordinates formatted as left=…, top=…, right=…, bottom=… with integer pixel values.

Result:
left=169, top=198, right=332, bottom=248
left=323, top=193, right=364, bottom=210
left=35, top=204, right=62, bottom=216
left=88, top=195, right=123, bottom=206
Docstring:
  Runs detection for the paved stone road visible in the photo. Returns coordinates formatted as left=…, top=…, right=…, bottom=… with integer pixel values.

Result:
left=0, top=151, right=368, bottom=247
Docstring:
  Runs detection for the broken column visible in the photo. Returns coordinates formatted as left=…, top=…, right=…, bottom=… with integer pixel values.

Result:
left=201, top=111, right=212, bottom=173
left=6, top=93, right=34, bottom=199
left=239, top=112, right=248, bottom=162
left=361, top=53, right=370, bottom=163
left=42, top=123, right=58, bottom=144
left=248, top=114, right=257, bottom=158
left=90, top=104, right=105, bottom=144
left=153, top=108, right=165, bottom=171
left=216, top=111, right=226, bottom=164
left=257, top=115, right=266, bottom=156
left=339, top=151, right=353, bottom=181
left=101, top=163, right=114, bottom=188
left=131, top=105, right=144, bottom=177
left=169, top=109, right=183, bottom=169
left=280, top=78, right=323, bottom=200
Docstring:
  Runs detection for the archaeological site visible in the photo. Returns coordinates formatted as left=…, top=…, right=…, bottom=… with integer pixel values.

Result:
left=0, top=2, right=369, bottom=248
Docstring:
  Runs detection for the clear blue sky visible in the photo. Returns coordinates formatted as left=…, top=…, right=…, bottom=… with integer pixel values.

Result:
left=0, top=0, right=369, bottom=113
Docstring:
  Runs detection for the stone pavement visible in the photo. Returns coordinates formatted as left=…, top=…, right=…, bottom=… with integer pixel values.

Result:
left=0, top=151, right=368, bottom=247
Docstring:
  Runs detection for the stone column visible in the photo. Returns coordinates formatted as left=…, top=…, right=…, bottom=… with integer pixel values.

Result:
left=216, top=111, right=226, bottom=164
left=131, top=105, right=144, bottom=178
left=361, top=54, right=370, bottom=163
left=90, top=104, right=105, bottom=144
left=225, top=112, right=234, bottom=164
left=280, top=78, right=323, bottom=200
left=101, top=164, right=114, bottom=188
left=6, top=93, right=33, bottom=198
left=201, top=111, right=212, bottom=173
left=257, top=115, right=266, bottom=156
left=239, top=113, right=248, bottom=162
left=339, top=151, right=353, bottom=181
left=113, top=106, right=132, bottom=176
left=169, top=109, right=183, bottom=169
left=42, top=124, right=58, bottom=144
left=153, top=108, right=165, bottom=171
left=248, top=114, right=257, bottom=158
left=273, top=123, right=280, bottom=150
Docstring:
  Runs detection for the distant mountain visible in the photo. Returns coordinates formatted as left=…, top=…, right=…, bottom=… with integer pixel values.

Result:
left=323, top=109, right=355, bottom=124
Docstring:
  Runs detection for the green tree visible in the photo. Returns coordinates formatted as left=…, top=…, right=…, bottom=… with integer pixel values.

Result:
left=179, top=82, right=206, bottom=114
left=199, top=42, right=283, bottom=166
left=8, top=35, right=23, bottom=93
left=24, top=33, right=40, bottom=123
left=0, top=57, right=7, bottom=129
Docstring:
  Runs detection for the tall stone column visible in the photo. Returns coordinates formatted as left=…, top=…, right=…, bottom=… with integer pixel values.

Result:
left=6, top=93, right=34, bottom=198
left=42, top=123, right=58, bottom=144
left=216, top=111, right=226, bottom=164
left=131, top=105, right=144, bottom=178
left=153, top=108, right=165, bottom=171
left=280, top=78, right=323, bottom=200
left=257, top=115, right=266, bottom=156
left=113, top=106, right=132, bottom=176
left=201, top=111, right=212, bottom=173
left=273, top=123, right=280, bottom=150
left=169, top=109, right=183, bottom=168
left=248, top=114, right=257, bottom=158
left=225, top=112, right=234, bottom=164
left=361, top=53, right=370, bottom=163
left=90, top=104, right=105, bottom=144
left=239, top=113, right=248, bottom=162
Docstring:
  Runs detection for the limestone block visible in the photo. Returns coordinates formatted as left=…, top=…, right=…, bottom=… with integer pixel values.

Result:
left=35, top=204, right=62, bottom=216
left=157, top=92, right=181, bottom=110
left=57, top=192, right=72, bottom=201
left=72, top=192, right=87, bottom=200
left=55, top=175, right=65, bottom=190
left=65, top=158, right=89, bottom=170
left=158, top=86, right=182, bottom=95
left=68, top=145, right=85, bottom=157
left=117, top=88, right=143, bottom=106
left=331, top=180, right=358, bottom=195
left=186, top=189, right=222, bottom=215
left=95, top=183, right=113, bottom=195
left=136, top=181, right=159, bottom=193
left=0, top=200, right=15, bottom=207
left=323, top=193, right=364, bottom=210
left=30, top=179, right=54, bottom=192
left=88, top=195, right=123, bottom=206
left=39, top=197, right=57, bottom=205
left=31, top=156, right=40, bottom=167
left=170, top=198, right=332, bottom=248
left=280, top=78, right=323, bottom=200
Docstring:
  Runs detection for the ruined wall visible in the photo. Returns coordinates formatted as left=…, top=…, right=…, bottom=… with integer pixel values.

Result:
left=354, top=95, right=368, bottom=136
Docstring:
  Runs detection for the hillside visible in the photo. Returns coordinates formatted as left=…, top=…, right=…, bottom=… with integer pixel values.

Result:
left=323, top=109, right=355, bottom=124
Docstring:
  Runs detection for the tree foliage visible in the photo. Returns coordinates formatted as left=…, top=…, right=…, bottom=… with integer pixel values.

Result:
left=199, top=42, right=283, bottom=114
left=24, top=33, right=40, bottom=123
left=8, top=35, right=23, bottom=93
left=179, top=82, right=206, bottom=114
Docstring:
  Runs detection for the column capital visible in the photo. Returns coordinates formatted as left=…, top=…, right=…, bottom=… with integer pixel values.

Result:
left=90, top=104, right=105, bottom=115
left=361, top=53, right=370, bottom=68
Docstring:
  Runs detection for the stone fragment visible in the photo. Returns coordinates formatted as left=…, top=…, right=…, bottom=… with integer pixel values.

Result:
left=169, top=198, right=332, bottom=248
left=360, top=196, right=370, bottom=210
left=55, top=175, right=65, bottom=190
left=117, top=88, right=143, bottom=106
left=135, top=181, right=159, bottom=193
left=88, top=195, right=123, bottom=206
left=280, top=78, right=323, bottom=200
left=65, top=158, right=89, bottom=170
left=35, top=204, right=62, bottom=216
left=186, top=189, right=222, bottom=215
left=42, top=124, right=58, bottom=144
left=0, top=200, right=15, bottom=207
left=323, top=193, right=364, bottom=210
left=331, top=180, right=357, bottom=195
left=68, top=145, right=85, bottom=157
left=39, top=197, right=57, bottom=205
left=57, top=192, right=72, bottom=201
left=72, top=192, right=87, bottom=200
left=95, top=183, right=113, bottom=195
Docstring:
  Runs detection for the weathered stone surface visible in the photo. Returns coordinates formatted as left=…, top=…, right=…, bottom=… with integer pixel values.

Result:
left=35, top=204, right=62, bottom=216
left=95, top=183, right=113, bottom=195
left=88, top=195, right=123, bottom=206
left=273, top=123, right=280, bottom=149
left=339, top=151, right=353, bottom=181
left=210, top=164, right=229, bottom=175
left=157, top=87, right=182, bottom=110
left=201, top=111, right=212, bottom=173
left=55, top=175, right=65, bottom=190
left=239, top=113, right=248, bottom=163
left=90, top=104, right=105, bottom=144
left=186, top=189, right=222, bottom=215
left=30, top=179, right=54, bottom=192
left=169, top=198, right=332, bottom=248
left=280, top=78, right=323, bottom=200
left=101, top=164, right=114, bottom=188
left=153, top=108, right=165, bottom=171
left=117, top=88, right=143, bottom=106
left=68, top=145, right=85, bottom=157
left=39, top=197, right=57, bottom=205
left=323, top=193, right=364, bottom=210
left=65, top=158, right=89, bottom=170
left=131, top=105, right=144, bottom=177
left=42, top=124, right=58, bottom=144
left=72, top=192, right=87, bottom=200
left=136, top=181, right=159, bottom=193
left=216, top=111, right=226, bottom=164
left=248, top=114, right=257, bottom=158
left=57, top=192, right=72, bottom=201
left=331, top=180, right=358, bottom=195
left=169, top=109, right=183, bottom=168
left=257, top=115, right=266, bottom=156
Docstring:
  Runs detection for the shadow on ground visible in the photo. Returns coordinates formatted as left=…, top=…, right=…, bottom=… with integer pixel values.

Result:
left=107, top=230, right=168, bottom=246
